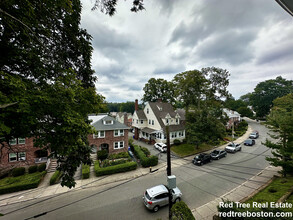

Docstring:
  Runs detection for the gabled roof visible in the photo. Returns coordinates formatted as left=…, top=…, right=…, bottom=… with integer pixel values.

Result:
left=89, top=115, right=129, bottom=131
left=148, top=102, right=181, bottom=129
left=135, top=109, right=147, bottom=120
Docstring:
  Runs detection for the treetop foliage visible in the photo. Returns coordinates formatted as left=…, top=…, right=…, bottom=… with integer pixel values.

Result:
left=0, top=0, right=104, bottom=187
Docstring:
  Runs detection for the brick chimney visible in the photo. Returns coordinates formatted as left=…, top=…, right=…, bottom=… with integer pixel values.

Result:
left=157, top=98, right=162, bottom=103
left=135, top=99, right=138, bottom=111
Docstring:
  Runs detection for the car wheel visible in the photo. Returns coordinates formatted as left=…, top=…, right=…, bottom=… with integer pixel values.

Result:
left=200, top=162, right=203, bottom=166
left=174, top=198, right=181, bottom=203
left=153, top=206, right=159, bottom=212
left=239, top=147, right=242, bottom=151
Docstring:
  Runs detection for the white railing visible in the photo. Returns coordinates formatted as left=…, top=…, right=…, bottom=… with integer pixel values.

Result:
left=46, top=158, right=51, bottom=170
left=35, top=157, right=48, bottom=163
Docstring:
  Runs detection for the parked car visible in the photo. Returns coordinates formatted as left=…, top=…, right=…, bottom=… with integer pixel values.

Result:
left=142, top=184, right=182, bottom=212
left=225, top=142, right=241, bottom=153
left=249, top=131, right=259, bottom=139
left=154, top=143, right=167, bottom=153
left=210, top=150, right=227, bottom=160
left=244, top=139, right=255, bottom=146
left=192, top=153, right=212, bottom=165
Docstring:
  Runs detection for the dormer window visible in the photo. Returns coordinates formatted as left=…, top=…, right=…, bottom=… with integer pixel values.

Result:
left=147, top=108, right=149, bottom=114
left=176, top=118, right=179, bottom=124
left=104, top=120, right=113, bottom=125
left=166, top=119, right=169, bottom=124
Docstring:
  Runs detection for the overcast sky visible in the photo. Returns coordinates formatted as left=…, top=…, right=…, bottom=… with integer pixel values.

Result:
left=80, top=0, right=293, bottom=103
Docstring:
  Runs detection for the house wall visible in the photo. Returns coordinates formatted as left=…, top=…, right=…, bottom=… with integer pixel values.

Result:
left=144, top=103, right=161, bottom=131
left=88, top=129, right=129, bottom=154
left=0, top=137, right=42, bottom=175
left=132, top=111, right=147, bottom=129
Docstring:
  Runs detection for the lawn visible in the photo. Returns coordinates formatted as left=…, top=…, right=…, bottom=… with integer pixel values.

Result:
left=246, top=176, right=293, bottom=204
left=171, top=143, right=214, bottom=157
left=0, top=171, right=46, bottom=195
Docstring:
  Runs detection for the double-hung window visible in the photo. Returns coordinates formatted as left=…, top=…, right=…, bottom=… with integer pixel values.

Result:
left=9, top=152, right=26, bottom=162
left=114, top=141, right=124, bottom=149
left=114, top=130, right=124, bottom=137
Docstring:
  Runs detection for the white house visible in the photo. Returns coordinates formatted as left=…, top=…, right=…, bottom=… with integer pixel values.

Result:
left=223, top=108, right=241, bottom=129
left=132, top=99, right=185, bottom=144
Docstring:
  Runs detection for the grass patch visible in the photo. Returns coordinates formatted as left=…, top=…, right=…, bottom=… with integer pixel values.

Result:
left=171, top=143, right=213, bottom=157
left=246, top=176, right=293, bottom=204
left=0, top=171, right=46, bottom=195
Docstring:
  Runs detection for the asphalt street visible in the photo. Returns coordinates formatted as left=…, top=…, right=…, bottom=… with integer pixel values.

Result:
left=0, top=119, right=274, bottom=220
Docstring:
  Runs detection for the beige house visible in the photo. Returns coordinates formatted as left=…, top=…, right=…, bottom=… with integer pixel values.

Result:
left=132, top=99, right=185, bottom=144
left=116, top=112, right=133, bottom=128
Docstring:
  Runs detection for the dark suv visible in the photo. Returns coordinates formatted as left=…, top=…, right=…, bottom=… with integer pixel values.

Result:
left=192, top=153, right=211, bottom=166
left=244, top=139, right=255, bottom=146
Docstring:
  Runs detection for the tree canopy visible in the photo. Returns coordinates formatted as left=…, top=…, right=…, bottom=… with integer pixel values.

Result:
left=142, top=78, right=175, bottom=104
left=173, top=67, right=230, bottom=147
left=250, top=76, right=293, bottom=118
left=0, top=0, right=104, bottom=187
left=264, top=93, right=293, bottom=177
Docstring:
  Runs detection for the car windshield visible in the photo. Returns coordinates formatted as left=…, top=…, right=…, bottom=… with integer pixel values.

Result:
left=213, top=150, right=219, bottom=154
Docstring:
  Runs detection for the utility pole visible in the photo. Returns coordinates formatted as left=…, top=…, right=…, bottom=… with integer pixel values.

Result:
left=166, top=125, right=172, bottom=219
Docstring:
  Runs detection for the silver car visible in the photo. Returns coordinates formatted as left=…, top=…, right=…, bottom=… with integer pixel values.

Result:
left=142, top=184, right=182, bottom=212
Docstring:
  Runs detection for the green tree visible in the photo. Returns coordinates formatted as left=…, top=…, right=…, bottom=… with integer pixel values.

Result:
left=142, top=78, right=176, bottom=104
left=237, top=106, right=253, bottom=118
left=250, top=76, right=293, bottom=118
left=120, top=101, right=135, bottom=113
left=0, top=0, right=104, bottom=187
left=92, top=0, right=144, bottom=16
left=173, top=67, right=229, bottom=147
left=264, top=93, right=293, bottom=177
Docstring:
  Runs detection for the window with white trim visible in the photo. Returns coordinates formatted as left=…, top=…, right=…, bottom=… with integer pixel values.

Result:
left=93, top=131, right=105, bottom=138
left=9, top=138, right=17, bottom=145
left=19, top=152, right=26, bottom=161
left=114, top=130, right=124, bottom=137
left=149, top=119, right=151, bottom=125
left=9, top=153, right=17, bottom=162
left=114, top=141, right=124, bottom=149
left=147, top=108, right=149, bottom=114
left=152, top=120, right=154, bottom=125
left=18, top=138, right=26, bottom=145
left=140, top=120, right=143, bottom=124
left=9, top=152, right=26, bottom=162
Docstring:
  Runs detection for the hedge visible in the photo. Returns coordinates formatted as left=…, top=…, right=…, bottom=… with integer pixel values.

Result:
left=38, top=163, right=46, bottom=172
left=171, top=201, right=195, bottom=220
left=173, top=139, right=181, bottom=146
left=133, top=145, right=158, bottom=168
left=0, top=171, right=46, bottom=195
left=94, top=161, right=137, bottom=176
left=28, top=165, right=38, bottom=174
left=108, top=152, right=130, bottom=160
left=49, top=170, right=62, bottom=185
left=11, top=167, right=26, bottom=177
left=82, top=164, right=90, bottom=179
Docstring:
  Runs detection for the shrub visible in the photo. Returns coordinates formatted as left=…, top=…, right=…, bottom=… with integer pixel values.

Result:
left=94, top=161, right=137, bottom=176
left=171, top=201, right=195, bottom=220
left=0, top=171, right=46, bottom=195
left=108, top=152, right=130, bottom=160
left=173, top=139, right=181, bottom=146
left=28, top=165, right=38, bottom=174
left=132, top=145, right=158, bottom=168
left=141, top=147, right=150, bottom=157
left=38, top=163, right=46, bottom=172
left=82, top=164, right=90, bottom=179
left=97, top=149, right=108, bottom=161
left=50, top=170, right=62, bottom=185
left=11, top=167, right=26, bottom=177
left=102, top=159, right=131, bottom=167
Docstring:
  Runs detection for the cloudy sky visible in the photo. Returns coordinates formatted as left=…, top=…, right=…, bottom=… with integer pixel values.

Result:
left=80, top=0, right=293, bottom=103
